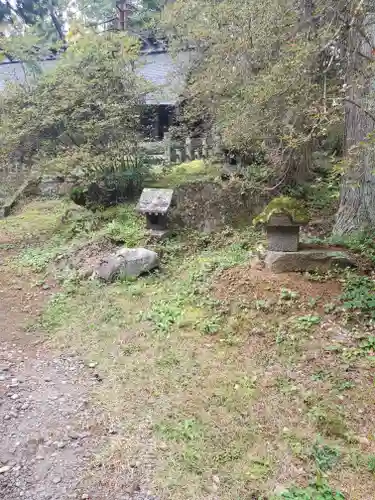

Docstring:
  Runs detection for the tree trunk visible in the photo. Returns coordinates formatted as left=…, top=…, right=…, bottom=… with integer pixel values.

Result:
left=333, top=13, right=375, bottom=236
left=48, top=5, right=65, bottom=42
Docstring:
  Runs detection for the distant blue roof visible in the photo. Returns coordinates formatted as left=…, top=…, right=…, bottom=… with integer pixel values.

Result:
left=0, top=50, right=193, bottom=105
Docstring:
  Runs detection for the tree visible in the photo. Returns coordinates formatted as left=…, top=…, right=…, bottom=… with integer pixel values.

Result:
left=163, top=0, right=342, bottom=184
left=333, top=2, right=375, bottom=235
left=165, top=0, right=375, bottom=234
left=0, top=32, right=151, bottom=189
left=0, top=0, right=65, bottom=41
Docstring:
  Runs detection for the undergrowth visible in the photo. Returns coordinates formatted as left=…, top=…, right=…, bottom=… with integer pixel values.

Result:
left=341, top=274, right=375, bottom=318
left=4, top=198, right=375, bottom=499
left=277, top=479, right=344, bottom=499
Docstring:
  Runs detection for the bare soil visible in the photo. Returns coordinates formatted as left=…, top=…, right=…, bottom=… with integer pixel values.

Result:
left=214, top=263, right=342, bottom=307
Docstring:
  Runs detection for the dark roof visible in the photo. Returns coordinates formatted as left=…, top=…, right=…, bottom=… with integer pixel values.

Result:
left=0, top=50, right=192, bottom=105
left=138, top=50, right=192, bottom=105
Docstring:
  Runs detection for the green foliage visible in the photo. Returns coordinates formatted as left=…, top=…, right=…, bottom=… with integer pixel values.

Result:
left=253, top=197, right=309, bottom=226
left=0, top=32, right=150, bottom=196
left=330, top=231, right=375, bottom=264
left=144, top=299, right=184, bottom=334
left=312, top=443, right=340, bottom=472
left=341, top=275, right=375, bottom=317
left=367, top=455, right=375, bottom=473
left=277, top=480, right=345, bottom=500
left=164, top=0, right=343, bottom=180
left=280, top=288, right=299, bottom=301
left=296, top=315, right=321, bottom=329
left=17, top=244, right=61, bottom=272
left=156, top=418, right=205, bottom=443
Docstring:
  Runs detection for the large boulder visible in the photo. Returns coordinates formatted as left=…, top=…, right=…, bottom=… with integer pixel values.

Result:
left=265, top=249, right=357, bottom=274
left=95, top=248, right=159, bottom=282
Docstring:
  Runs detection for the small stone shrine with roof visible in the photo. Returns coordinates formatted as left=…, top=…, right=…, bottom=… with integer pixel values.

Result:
left=137, top=188, right=174, bottom=235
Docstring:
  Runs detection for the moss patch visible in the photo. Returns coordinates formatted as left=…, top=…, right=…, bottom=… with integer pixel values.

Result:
left=253, top=196, right=309, bottom=225
left=147, top=160, right=222, bottom=188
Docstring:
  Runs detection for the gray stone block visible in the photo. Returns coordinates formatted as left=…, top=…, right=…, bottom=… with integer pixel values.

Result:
left=95, top=248, right=159, bottom=282
left=266, top=226, right=299, bottom=252
left=265, top=249, right=357, bottom=274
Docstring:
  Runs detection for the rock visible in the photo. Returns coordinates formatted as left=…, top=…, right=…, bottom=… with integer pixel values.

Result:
left=95, top=248, right=159, bottom=282
left=264, top=249, right=357, bottom=274
left=0, top=465, right=11, bottom=474
left=52, top=476, right=62, bottom=484
left=0, top=177, right=40, bottom=219
left=38, top=175, right=65, bottom=197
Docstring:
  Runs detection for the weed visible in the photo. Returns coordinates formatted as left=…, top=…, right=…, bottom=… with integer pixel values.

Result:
left=312, top=442, right=340, bottom=471
left=246, top=459, right=271, bottom=479
left=156, top=351, right=181, bottom=368
left=309, top=404, right=347, bottom=439
left=330, top=230, right=375, bottom=264
left=17, top=245, right=61, bottom=272
left=324, top=303, right=336, bottom=313
left=334, top=380, right=355, bottom=392
left=254, top=299, right=272, bottom=311
left=277, top=479, right=344, bottom=499
left=311, top=371, right=329, bottom=382
left=199, top=315, right=223, bottom=335
left=359, top=336, right=375, bottom=355
left=341, top=275, right=375, bottom=317
left=280, top=288, right=299, bottom=301
left=121, top=343, right=143, bottom=356
left=143, top=299, right=184, bottom=334
left=155, top=418, right=205, bottom=443
left=367, top=455, right=375, bottom=473
left=283, top=433, right=307, bottom=459
left=296, top=315, right=321, bottom=329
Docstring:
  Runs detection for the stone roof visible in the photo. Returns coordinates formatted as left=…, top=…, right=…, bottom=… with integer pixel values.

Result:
left=137, top=188, right=174, bottom=214
left=0, top=50, right=192, bottom=105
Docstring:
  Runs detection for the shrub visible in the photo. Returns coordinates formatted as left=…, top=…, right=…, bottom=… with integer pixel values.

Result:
left=0, top=32, right=151, bottom=200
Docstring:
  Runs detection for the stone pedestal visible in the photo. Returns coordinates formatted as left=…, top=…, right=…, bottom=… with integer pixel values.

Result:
left=267, top=226, right=299, bottom=252
left=266, top=214, right=300, bottom=252
left=265, top=250, right=356, bottom=274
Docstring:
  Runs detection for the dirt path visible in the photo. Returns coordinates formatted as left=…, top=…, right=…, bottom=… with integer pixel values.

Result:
left=0, top=254, right=106, bottom=500
left=0, top=252, right=157, bottom=500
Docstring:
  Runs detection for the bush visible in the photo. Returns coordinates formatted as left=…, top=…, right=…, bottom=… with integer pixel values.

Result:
left=70, top=155, right=151, bottom=209
left=0, top=32, right=151, bottom=200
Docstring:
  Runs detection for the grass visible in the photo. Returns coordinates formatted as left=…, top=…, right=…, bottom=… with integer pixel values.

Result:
left=2, top=198, right=375, bottom=499
left=2, top=200, right=147, bottom=274
left=147, top=160, right=222, bottom=188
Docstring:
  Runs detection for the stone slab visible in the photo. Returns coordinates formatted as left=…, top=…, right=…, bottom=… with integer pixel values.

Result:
left=265, top=249, right=357, bottom=274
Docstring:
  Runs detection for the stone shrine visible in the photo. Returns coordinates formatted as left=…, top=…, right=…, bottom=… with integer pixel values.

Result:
left=137, top=188, right=174, bottom=234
